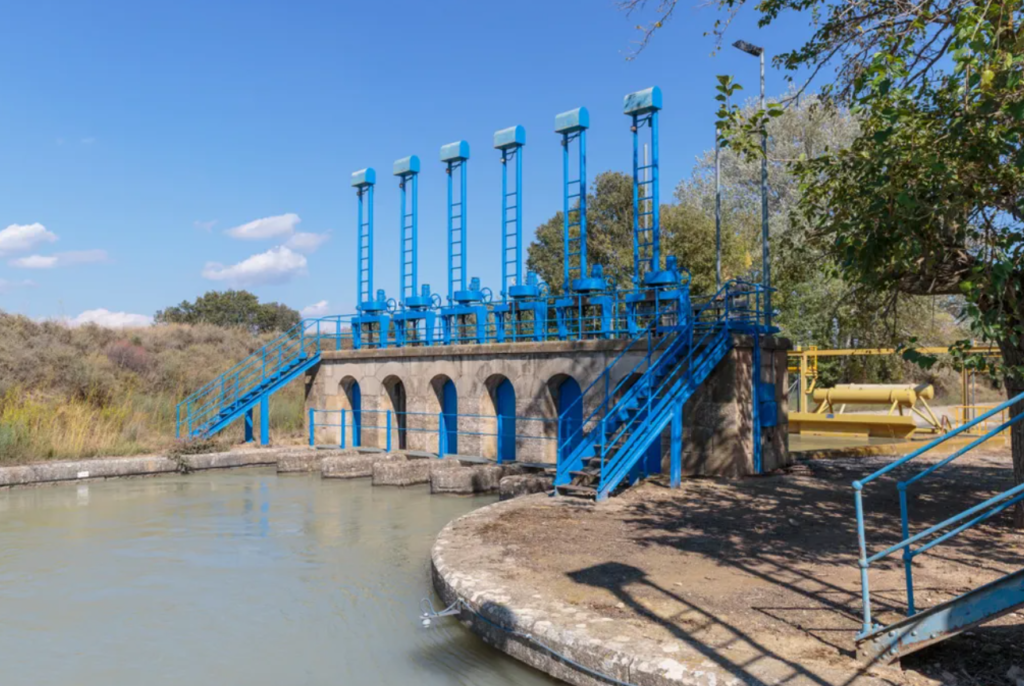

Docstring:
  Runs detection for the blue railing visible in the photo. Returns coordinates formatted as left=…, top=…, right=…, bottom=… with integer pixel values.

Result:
left=554, top=280, right=768, bottom=487
left=853, top=389, right=1024, bottom=637
left=176, top=277, right=774, bottom=442
left=309, top=408, right=557, bottom=461
left=175, top=315, right=356, bottom=438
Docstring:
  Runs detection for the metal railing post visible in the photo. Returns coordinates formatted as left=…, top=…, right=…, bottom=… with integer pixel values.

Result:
left=308, top=409, right=315, bottom=447
left=497, top=414, right=504, bottom=464
left=438, top=412, right=446, bottom=458
left=386, top=410, right=392, bottom=452
left=341, top=410, right=346, bottom=449
left=898, top=483, right=916, bottom=615
left=854, top=483, right=874, bottom=635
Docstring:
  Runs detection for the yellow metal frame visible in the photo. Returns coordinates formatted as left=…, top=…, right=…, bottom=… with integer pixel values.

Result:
left=788, top=345, right=1000, bottom=411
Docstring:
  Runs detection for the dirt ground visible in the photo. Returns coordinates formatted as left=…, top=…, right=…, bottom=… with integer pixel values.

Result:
left=469, top=447, right=1023, bottom=685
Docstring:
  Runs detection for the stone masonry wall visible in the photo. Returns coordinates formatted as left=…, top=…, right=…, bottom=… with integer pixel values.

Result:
left=305, top=335, right=791, bottom=475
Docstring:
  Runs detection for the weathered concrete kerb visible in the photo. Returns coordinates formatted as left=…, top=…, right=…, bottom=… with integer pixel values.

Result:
left=431, top=494, right=892, bottom=686
left=0, top=446, right=327, bottom=488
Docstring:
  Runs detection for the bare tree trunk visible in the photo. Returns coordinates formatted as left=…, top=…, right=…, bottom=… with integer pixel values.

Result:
left=999, top=341, right=1024, bottom=529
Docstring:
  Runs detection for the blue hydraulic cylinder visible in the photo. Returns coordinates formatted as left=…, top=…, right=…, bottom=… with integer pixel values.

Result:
left=394, top=155, right=422, bottom=305
left=440, top=141, right=471, bottom=304
left=625, top=87, right=672, bottom=288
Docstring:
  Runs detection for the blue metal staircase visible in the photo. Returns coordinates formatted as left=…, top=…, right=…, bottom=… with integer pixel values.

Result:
left=555, top=280, right=766, bottom=500
left=176, top=317, right=350, bottom=441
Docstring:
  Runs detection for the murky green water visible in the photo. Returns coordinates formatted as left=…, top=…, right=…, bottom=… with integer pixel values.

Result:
left=0, top=469, right=556, bottom=686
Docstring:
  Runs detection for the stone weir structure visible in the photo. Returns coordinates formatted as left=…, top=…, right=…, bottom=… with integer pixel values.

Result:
left=303, top=334, right=792, bottom=478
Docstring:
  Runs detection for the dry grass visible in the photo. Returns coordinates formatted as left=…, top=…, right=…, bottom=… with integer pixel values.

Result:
left=0, top=312, right=306, bottom=463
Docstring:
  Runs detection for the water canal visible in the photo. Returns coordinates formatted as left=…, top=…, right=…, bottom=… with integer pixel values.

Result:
left=0, top=469, right=557, bottom=686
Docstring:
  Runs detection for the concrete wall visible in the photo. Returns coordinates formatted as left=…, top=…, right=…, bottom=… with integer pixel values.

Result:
left=305, top=335, right=791, bottom=475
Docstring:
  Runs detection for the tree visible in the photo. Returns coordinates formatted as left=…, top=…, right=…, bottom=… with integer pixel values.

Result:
left=527, top=171, right=637, bottom=292
left=155, top=290, right=300, bottom=334
left=527, top=170, right=754, bottom=294
left=620, top=0, right=1024, bottom=525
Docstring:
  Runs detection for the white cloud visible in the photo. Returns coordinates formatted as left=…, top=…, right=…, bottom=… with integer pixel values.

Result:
left=285, top=231, right=330, bottom=254
left=202, top=246, right=307, bottom=286
left=225, top=213, right=300, bottom=240
left=81, top=137, right=96, bottom=145
left=300, top=300, right=330, bottom=317
left=68, top=309, right=152, bottom=328
left=9, top=249, right=108, bottom=269
left=0, top=223, right=58, bottom=255
left=193, top=219, right=217, bottom=232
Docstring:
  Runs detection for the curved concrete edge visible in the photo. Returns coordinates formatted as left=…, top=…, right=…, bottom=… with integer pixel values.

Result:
left=0, top=447, right=317, bottom=489
left=431, top=498, right=738, bottom=686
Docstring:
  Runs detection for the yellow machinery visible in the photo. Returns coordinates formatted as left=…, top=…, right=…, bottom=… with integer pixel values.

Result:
left=787, top=344, right=1002, bottom=439
left=790, top=384, right=940, bottom=438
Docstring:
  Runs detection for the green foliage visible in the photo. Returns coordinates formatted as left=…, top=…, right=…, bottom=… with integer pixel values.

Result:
left=526, top=170, right=753, bottom=294
left=527, top=172, right=637, bottom=292
left=155, top=290, right=300, bottom=334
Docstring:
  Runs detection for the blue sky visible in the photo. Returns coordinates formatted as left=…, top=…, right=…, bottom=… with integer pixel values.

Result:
left=0, top=0, right=804, bottom=326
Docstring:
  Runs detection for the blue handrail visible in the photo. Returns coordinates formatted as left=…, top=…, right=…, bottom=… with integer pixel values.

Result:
left=309, top=408, right=558, bottom=458
left=853, top=388, right=1024, bottom=635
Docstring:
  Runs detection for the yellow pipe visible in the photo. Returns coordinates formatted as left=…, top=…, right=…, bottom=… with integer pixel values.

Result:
left=811, top=385, right=934, bottom=407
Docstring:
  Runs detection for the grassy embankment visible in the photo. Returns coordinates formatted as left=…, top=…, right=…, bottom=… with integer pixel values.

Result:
left=0, top=313, right=305, bottom=464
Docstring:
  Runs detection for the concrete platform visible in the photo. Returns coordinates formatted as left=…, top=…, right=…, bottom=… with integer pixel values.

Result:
left=499, top=474, right=554, bottom=500
left=322, top=451, right=402, bottom=479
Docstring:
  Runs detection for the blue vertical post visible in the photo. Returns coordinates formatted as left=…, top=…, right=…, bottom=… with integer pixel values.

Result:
left=259, top=395, right=270, bottom=445
left=495, top=126, right=526, bottom=299
left=352, top=168, right=377, bottom=307
left=340, top=410, right=346, bottom=449
left=752, top=332, right=762, bottom=474
left=670, top=398, right=683, bottom=488
left=624, top=87, right=671, bottom=287
left=308, top=408, right=315, bottom=447
left=437, top=412, right=446, bottom=457
left=441, top=141, right=470, bottom=304
left=395, top=156, right=420, bottom=302
left=556, top=108, right=590, bottom=291
left=386, top=410, right=393, bottom=452
left=245, top=408, right=254, bottom=443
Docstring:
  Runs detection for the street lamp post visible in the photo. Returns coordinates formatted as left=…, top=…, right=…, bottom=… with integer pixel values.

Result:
left=733, top=39, right=770, bottom=328
left=715, top=133, right=721, bottom=290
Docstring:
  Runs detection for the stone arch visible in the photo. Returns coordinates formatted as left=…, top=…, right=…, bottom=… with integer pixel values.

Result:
left=430, top=374, right=459, bottom=455
left=483, top=374, right=516, bottom=463
left=381, top=374, right=408, bottom=450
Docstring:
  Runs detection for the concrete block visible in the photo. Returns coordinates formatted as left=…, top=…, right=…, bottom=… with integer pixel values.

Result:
left=0, top=456, right=177, bottom=487
left=183, top=449, right=279, bottom=471
left=430, top=465, right=505, bottom=495
left=372, top=458, right=432, bottom=486
left=321, top=451, right=400, bottom=479
left=277, top=450, right=338, bottom=473
left=499, top=474, right=554, bottom=500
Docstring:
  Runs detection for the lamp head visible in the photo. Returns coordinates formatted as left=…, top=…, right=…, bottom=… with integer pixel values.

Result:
left=733, top=40, right=764, bottom=56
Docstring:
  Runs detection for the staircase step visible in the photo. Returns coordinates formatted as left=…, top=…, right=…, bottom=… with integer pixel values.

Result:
left=570, top=470, right=600, bottom=479
left=556, top=484, right=597, bottom=498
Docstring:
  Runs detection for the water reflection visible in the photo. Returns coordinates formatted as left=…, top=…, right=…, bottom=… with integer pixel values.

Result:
left=0, top=469, right=556, bottom=686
